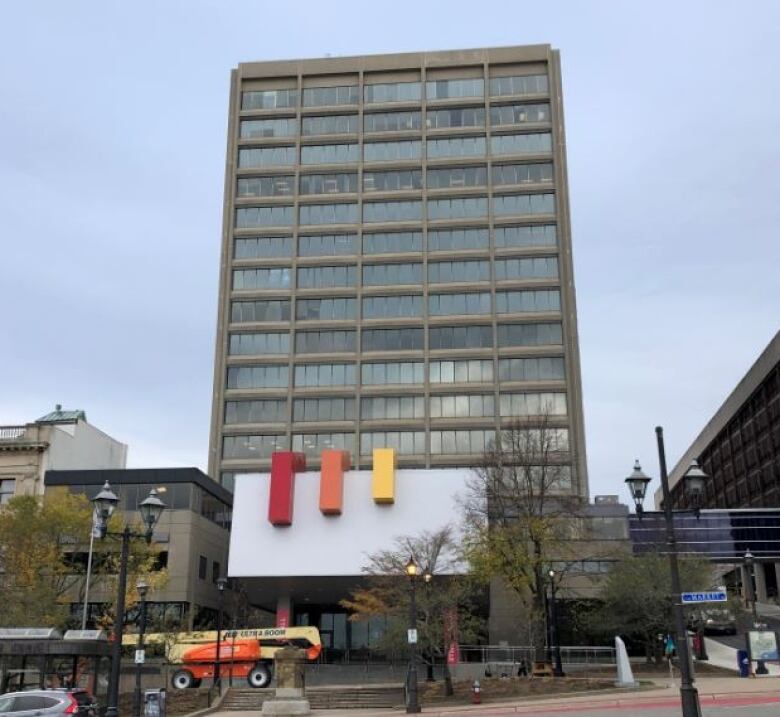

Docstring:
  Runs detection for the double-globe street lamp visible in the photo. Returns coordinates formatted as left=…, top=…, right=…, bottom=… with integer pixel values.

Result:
left=215, top=576, right=229, bottom=693
left=132, top=580, right=149, bottom=717
left=91, top=481, right=166, bottom=717
left=625, top=426, right=708, bottom=717
left=404, top=556, right=423, bottom=714
left=547, top=569, right=564, bottom=678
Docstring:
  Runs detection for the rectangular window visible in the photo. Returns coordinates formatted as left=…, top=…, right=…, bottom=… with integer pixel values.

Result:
left=428, top=292, right=491, bottom=315
left=363, top=200, right=423, bottom=223
left=238, top=146, right=296, bottom=167
left=360, top=431, right=425, bottom=456
left=298, top=233, right=357, bottom=256
left=301, top=114, right=358, bottom=135
left=489, top=75, right=548, bottom=97
left=430, top=394, right=494, bottom=418
left=222, top=434, right=286, bottom=459
left=494, top=257, right=559, bottom=280
left=364, top=82, right=422, bottom=103
left=0, top=479, right=16, bottom=505
left=493, top=193, right=555, bottom=216
left=299, top=173, right=358, bottom=195
left=428, top=228, right=488, bottom=252
left=494, top=224, right=557, bottom=248
left=496, top=322, right=563, bottom=347
left=213, top=561, right=221, bottom=584
left=428, top=260, right=490, bottom=283
left=225, top=399, right=287, bottom=424
left=362, top=262, right=423, bottom=285
left=361, top=362, right=424, bottom=385
left=492, top=162, right=554, bottom=185
left=426, top=106, right=485, bottom=129
left=490, top=133, right=552, bottom=156
left=240, top=118, right=297, bottom=138
left=303, top=85, right=359, bottom=107
left=295, top=329, right=357, bottom=353
left=234, top=236, right=293, bottom=259
left=426, top=78, right=484, bottom=100
left=293, top=397, right=356, bottom=422
left=227, top=364, right=289, bottom=389
left=362, top=327, right=424, bottom=351
left=426, top=166, right=487, bottom=190
left=299, top=203, right=359, bottom=225
left=364, top=141, right=422, bottom=162
left=495, top=289, right=560, bottom=313
left=498, top=356, right=565, bottom=381
left=361, top=396, right=425, bottom=420
left=241, top=88, right=298, bottom=110
left=296, top=297, right=357, bottom=320
left=501, top=428, right=569, bottom=451
left=301, top=144, right=359, bottom=164
left=198, top=555, right=207, bottom=579
left=363, top=170, right=422, bottom=192
left=427, top=136, right=486, bottom=159
left=499, top=392, right=567, bottom=417
left=294, top=363, right=356, bottom=386
left=292, top=433, right=356, bottom=458
left=237, top=175, right=295, bottom=198
left=490, top=102, right=551, bottom=126
left=429, top=325, right=493, bottom=350
left=363, top=231, right=422, bottom=254
left=297, top=265, right=357, bottom=288
left=235, top=206, right=293, bottom=228
left=364, top=111, right=422, bottom=132
left=430, top=429, right=494, bottom=455
left=232, top=267, right=291, bottom=290
left=428, top=197, right=488, bottom=220
left=231, top=299, right=291, bottom=322
left=363, top=295, right=423, bottom=318
left=429, top=359, right=493, bottom=384
left=228, top=332, right=290, bottom=355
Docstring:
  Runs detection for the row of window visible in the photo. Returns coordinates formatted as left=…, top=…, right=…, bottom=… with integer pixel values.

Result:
left=228, top=322, right=563, bottom=355
left=234, top=225, right=557, bottom=259
left=239, top=103, right=551, bottom=138
left=225, top=391, right=567, bottom=424
left=223, top=426, right=569, bottom=459
left=235, top=194, right=555, bottom=228
left=232, top=256, right=558, bottom=289
left=237, top=133, right=552, bottom=167
left=231, top=289, right=560, bottom=323
left=227, top=356, right=565, bottom=389
left=240, top=76, right=549, bottom=110
left=236, top=162, right=553, bottom=198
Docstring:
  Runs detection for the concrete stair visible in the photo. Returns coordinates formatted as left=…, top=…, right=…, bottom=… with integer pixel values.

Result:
left=220, top=685, right=405, bottom=710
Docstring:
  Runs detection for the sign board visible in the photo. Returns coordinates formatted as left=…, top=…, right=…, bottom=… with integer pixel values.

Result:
left=407, top=629, right=418, bottom=644
left=747, top=631, right=779, bottom=662
left=681, top=591, right=728, bottom=604
left=134, top=649, right=145, bottom=665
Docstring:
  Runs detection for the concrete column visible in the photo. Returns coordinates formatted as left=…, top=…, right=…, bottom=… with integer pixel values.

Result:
left=276, top=595, right=292, bottom=628
left=755, top=562, right=768, bottom=603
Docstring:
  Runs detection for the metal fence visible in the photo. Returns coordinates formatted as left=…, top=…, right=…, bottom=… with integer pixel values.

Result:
left=458, top=645, right=616, bottom=666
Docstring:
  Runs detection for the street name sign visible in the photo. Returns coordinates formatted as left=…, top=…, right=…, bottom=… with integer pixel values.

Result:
left=681, top=591, right=727, bottom=604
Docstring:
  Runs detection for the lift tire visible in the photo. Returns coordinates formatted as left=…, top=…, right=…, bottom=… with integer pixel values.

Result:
left=247, top=663, right=272, bottom=688
left=171, top=669, right=195, bottom=689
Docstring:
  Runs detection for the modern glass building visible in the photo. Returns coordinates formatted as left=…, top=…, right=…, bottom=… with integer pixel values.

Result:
left=209, top=45, right=588, bottom=501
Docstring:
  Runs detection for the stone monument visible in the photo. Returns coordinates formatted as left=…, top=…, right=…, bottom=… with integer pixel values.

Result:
left=261, top=645, right=311, bottom=716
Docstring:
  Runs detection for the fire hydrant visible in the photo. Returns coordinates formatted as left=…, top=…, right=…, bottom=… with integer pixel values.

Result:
left=472, top=680, right=481, bottom=704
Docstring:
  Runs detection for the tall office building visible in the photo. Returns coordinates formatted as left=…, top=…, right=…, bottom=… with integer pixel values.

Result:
left=209, top=45, right=588, bottom=501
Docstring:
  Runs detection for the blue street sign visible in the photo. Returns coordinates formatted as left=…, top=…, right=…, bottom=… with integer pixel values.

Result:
left=681, top=591, right=728, bottom=604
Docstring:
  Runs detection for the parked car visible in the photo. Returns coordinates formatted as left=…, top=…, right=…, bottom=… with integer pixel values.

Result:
left=700, top=608, right=737, bottom=635
left=0, top=689, right=96, bottom=717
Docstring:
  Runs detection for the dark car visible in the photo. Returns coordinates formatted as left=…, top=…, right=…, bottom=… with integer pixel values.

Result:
left=700, top=608, right=737, bottom=635
left=0, top=690, right=96, bottom=717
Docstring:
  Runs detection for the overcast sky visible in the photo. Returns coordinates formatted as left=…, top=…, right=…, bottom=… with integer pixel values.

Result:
left=1, top=0, right=778, bottom=502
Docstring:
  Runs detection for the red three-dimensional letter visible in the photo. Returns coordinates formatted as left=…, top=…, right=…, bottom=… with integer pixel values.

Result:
left=268, top=452, right=306, bottom=526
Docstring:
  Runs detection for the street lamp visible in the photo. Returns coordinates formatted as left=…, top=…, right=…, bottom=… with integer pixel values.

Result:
left=547, top=570, right=564, bottom=678
left=92, top=482, right=166, bottom=717
left=405, top=556, right=421, bottom=714
left=421, top=568, right=434, bottom=681
left=133, top=580, right=149, bottom=717
left=215, top=576, right=229, bottom=693
left=626, top=428, right=708, bottom=717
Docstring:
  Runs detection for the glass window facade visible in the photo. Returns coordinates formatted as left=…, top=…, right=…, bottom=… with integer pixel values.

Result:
left=426, top=78, right=484, bottom=99
left=294, top=363, right=356, bottom=386
left=428, top=228, right=489, bottom=251
left=295, top=329, right=357, bottom=353
left=428, top=292, right=491, bottom=315
left=496, top=322, right=563, bottom=347
left=240, top=118, right=297, bottom=138
left=231, top=299, right=291, bottom=322
left=362, top=327, right=424, bottom=351
left=364, top=141, right=422, bottom=162
left=302, top=85, right=358, bottom=107
left=223, top=434, right=286, bottom=459
left=301, top=114, right=358, bottom=135
left=299, top=173, right=358, bottom=195
left=427, top=136, right=486, bottom=159
left=364, top=82, right=422, bottom=103
left=499, top=392, right=567, bottom=416
left=494, top=224, right=557, bottom=248
left=495, top=256, right=559, bottom=280
left=227, top=364, right=289, bottom=389
left=364, top=111, right=422, bottom=132
left=428, top=260, right=490, bottom=283
left=429, top=325, right=493, bottom=350
left=427, top=166, right=487, bottom=190
left=225, top=399, right=287, bottom=424
left=229, top=332, right=290, bottom=355
left=428, top=197, right=488, bottom=220
left=297, top=233, right=357, bottom=256
left=498, top=356, right=566, bottom=381
left=297, top=264, right=357, bottom=288
left=361, top=361, right=424, bottom=385
left=363, top=231, right=422, bottom=254
left=360, top=431, right=425, bottom=455
left=235, top=206, right=294, bottom=228
left=363, top=170, right=422, bottom=192
left=238, top=146, right=296, bottom=167
left=363, top=295, right=423, bottom=318
left=493, top=193, right=555, bottom=216
left=241, top=88, right=298, bottom=109
left=296, top=297, right=357, bottom=320
left=492, top=163, right=554, bottom=185
left=490, top=133, right=552, bottom=155
left=363, top=262, right=423, bottom=285
left=489, top=75, right=548, bottom=97
left=237, top=175, right=295, bottom=198
left=232, top=267, right=292, bottom=290
left=496, top=289, right=560, bottom=313
left=490, top=103, right=551, bottom=126
left=430, top=430, right=494, bottom=454
left=427, top=107, right=485, bottom=129
left=363, top=200, right=423, bottom=223
left=293, top=397, right=356, bottom=421
left=292, top=432, right=356, bottom=458
left=234, top=236, right=293, bottom=259
left=429, top=359, right=494, bottom=383
left=301, top=144, right=359, bottom=164
left=430, top=394, right=494, bottom=418
left=299, top=203, right=359, bottom=225
left=361, top=396, right=425, bottom=420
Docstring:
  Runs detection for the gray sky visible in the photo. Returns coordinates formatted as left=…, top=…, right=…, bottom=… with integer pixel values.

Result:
left=1, top=0, right=778, bottom=501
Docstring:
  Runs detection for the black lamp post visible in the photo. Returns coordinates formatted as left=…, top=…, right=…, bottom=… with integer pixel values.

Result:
left=743, top=550, right=768, bottom=675
left=422, top=569, right=434, bottom=682
left=215, top=576, right=228, bottom=693
left=625, top=428, right=708, bottom=717
left=547, top=570, right=564, bottom=677
left=132, top=580, right=149, bottom=717
left=92, top=482, right=166, bottom=717
left=405, top=556, right=421, bottom=714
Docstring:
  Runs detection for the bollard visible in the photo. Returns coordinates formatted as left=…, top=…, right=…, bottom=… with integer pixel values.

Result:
left=472, top=679, right=481, bottom=704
